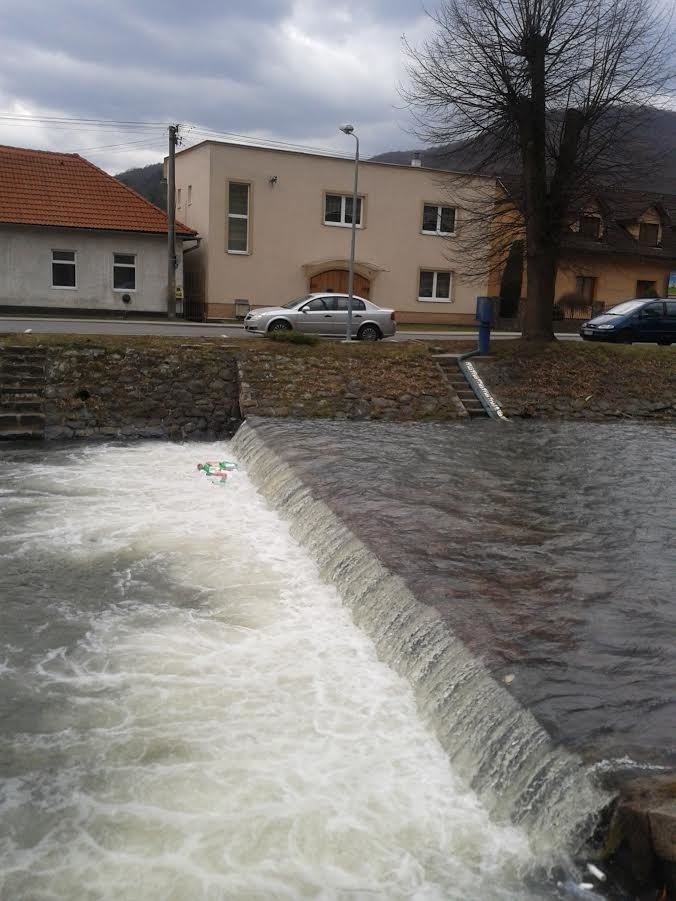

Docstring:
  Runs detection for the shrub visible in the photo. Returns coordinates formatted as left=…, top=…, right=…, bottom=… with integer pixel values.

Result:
left=266, top=330, right=320, bottom=346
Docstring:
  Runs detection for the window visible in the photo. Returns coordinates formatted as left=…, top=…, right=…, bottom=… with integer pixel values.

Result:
left=419, top=270, right=452, bottom=302
left=334, top=297, right=366, bottom=311
left=575, top=276, right=596, bottom=302
left=187, top=185, right=192, bottom=205
left=579, top=216, right=601, bottom=240
left=228, top=182, right=250, bottom=253
left=324, top=193, right=362, bottom=227
left=665, top=301, right=676, bottom=317
left=52, top=250, right=76, bottom=288
left=641, top=302, right=663, bottom=319
left=422, top=204, right=456, bottom=235
left=113, top=253, right=136, bottom=291
left=176, top=188, right=182, bottom=208
left=304, top=297, right=328, bottom=312
left=639, top=222, right=660, bottom=246
left=636, top=280, right=657, bottom=298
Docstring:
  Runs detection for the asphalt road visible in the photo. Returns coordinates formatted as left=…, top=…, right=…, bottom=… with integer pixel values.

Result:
left=0, top=317, right=583, bottom=342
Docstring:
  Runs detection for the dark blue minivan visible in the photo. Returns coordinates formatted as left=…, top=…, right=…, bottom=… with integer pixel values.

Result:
left=580, top=298, right=676, bottom=345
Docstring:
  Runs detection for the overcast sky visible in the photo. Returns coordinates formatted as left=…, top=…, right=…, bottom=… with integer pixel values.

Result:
left=0, top=0, right=433, bottom=173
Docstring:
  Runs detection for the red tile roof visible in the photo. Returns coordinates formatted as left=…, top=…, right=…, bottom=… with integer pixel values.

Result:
left=0, top=144, right=195, bottom=236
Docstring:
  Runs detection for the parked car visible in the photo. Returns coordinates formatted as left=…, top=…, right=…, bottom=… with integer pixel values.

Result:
left=243, top=293, right=396, bottom=340
left=579, top=298, right=676, bottom=345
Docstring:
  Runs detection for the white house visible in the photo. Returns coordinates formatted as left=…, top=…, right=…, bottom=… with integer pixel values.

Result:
left=0, top=144, right=196, bottom=316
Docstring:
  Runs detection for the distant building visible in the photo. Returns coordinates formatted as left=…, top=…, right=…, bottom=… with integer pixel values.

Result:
left=0, top=145, right=196, bottom=316
left=172, top=140, right=496, bottom=324
left=556, top=190, right=676, bottom=311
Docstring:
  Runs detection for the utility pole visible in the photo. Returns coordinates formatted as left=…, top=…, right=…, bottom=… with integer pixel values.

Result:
left=167, top=124, right=179, bottom=319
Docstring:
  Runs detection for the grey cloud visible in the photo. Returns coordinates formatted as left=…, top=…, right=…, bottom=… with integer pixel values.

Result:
left=0, top=0, right=429, bottom=168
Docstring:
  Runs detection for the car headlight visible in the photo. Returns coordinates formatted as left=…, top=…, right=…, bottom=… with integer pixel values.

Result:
left=596, top=324, right=616, bottom=330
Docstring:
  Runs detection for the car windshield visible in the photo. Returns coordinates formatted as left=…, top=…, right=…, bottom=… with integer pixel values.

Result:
left=605, top=300, right=648, bottom=316
left=281, top=295, right=312, bottom=309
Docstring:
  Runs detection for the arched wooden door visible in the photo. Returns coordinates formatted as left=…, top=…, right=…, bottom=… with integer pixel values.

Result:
left=309, top=269, right=370, bottom=298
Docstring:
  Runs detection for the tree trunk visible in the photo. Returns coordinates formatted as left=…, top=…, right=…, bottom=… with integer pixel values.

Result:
left=523, top=244, right=557, bottom=340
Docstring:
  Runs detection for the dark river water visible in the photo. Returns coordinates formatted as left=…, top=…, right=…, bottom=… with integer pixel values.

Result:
left=247, top=418, right=676, bottom=770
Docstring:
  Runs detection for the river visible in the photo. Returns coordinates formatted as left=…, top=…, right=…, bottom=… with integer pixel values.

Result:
left=1, top=421, right=673, bottom=899
left=1, top=441, right=542, bottom=900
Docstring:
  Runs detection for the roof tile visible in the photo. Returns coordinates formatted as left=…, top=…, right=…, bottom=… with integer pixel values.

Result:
left=0, top=144, right=194, bottom=236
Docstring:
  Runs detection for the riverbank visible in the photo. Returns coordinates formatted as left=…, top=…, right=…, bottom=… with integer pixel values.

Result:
left=2, top=333, right=673, bottom=426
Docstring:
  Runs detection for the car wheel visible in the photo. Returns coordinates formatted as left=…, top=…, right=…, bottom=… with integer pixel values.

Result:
left=357, top=323, right=381, bottom=341
left=618, top=329, right=633, bottom=344
left=267, top=319, right=292, bottom=333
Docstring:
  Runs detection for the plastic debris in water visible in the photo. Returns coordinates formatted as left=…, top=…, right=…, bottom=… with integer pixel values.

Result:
left=557, top=880, right=605, bottom=900
left=503, top=674, right=515, bottom=684
left=586, top=864, right=606, bottom=882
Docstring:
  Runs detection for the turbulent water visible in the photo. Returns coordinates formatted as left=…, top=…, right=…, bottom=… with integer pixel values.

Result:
left=2, top=441, right=551, bottom=901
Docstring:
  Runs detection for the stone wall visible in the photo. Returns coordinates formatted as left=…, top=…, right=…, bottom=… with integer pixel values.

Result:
left=43, top=344, right=240, bottom=440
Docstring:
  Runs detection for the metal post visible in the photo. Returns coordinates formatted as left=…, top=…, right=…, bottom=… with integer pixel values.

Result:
left=167, top=124, right=178, bottom=320
left=340, top=125, right=359, bottom=342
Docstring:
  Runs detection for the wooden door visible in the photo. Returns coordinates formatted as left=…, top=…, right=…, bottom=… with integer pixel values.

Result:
left=309, top=269, right=370, bottom=298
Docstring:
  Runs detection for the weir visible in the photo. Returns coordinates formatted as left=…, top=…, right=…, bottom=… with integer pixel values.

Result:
left=232, top=421, right=610, bottom=859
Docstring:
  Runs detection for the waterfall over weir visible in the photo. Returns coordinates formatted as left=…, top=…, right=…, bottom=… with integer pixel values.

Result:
left=233, top=422, right=610, bottom=859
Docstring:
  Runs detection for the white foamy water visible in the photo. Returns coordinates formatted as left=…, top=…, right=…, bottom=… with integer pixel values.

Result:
left=0, top=442, right=541, bottom=900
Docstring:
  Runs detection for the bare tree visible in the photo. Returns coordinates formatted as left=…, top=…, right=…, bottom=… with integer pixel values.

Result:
left=404, top=0, right=673, bottom=339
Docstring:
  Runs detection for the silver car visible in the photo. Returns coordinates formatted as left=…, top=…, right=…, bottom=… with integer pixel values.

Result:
left=243, top=293, right=396, bottom=340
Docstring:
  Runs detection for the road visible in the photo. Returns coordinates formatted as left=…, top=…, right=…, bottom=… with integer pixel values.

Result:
left=0, top=317, right=583, bottom=342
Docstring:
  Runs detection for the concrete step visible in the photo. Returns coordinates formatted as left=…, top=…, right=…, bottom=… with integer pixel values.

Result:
left=0, top=412, right=46, bottom=428
left=2, top=399, right=44, bottom=413
left=0, top=345, right=47, bottom=359
left=0, top=377, right=46, bottom=390
left=467, top=408, right=487, bottom=418
left=0, top=427, right=45, bottom=440
left=0, top=365, right=46, bottom=379
left=0, top=384, right=44, bottom=403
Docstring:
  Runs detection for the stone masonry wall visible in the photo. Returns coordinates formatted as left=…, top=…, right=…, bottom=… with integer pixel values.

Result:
left=44, top=344, right=240, bottom=440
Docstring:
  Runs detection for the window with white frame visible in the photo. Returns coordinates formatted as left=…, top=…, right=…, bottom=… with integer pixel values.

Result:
left=324, top=193, right=362, bottom=227
left=422, top=204, right=456, bottom=235
left=419, top=270, right=452, bottom=302
left=113, top=253, right=136, bottom=290
left=52, top=250, right=76, bottom=288
left=228, top=182, right=250, bottom=252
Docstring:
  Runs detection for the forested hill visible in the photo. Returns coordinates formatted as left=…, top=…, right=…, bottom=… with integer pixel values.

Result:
left=115, top=108, right=676, bottom=205
left=115, top=163, right=165, bottom=209
left=371, top=107, right=676, bottom=195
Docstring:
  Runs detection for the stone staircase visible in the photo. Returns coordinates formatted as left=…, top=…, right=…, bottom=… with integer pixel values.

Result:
left=433, top=354, right=488, bottom=418
left=0, top=345, right=48, bottom=439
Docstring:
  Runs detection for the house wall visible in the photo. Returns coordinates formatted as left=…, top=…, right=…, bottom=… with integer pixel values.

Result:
left=0, top=226, right=182, bottom=314
left=556, top=255, right=671, bottom=306
left=174, top=142, right=495, bottom=324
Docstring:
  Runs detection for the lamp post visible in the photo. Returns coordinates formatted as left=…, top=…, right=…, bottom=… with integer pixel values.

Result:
left=339, top=124, right=359, bottom=342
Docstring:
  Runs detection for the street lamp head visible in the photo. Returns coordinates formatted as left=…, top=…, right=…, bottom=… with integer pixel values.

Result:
left=339, top=124, right=355, bottom=135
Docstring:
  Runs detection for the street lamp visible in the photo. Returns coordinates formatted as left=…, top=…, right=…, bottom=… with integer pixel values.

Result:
left=339, top=124, right=359, bottom=342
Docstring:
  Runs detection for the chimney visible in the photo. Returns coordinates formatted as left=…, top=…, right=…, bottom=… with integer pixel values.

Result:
left=411, top=151, right=422, bottom=167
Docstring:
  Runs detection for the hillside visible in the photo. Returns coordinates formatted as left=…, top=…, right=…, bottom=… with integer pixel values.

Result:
left=114, top=108, right=676, bottom=204
left=372, top=107, right=676, bottom=194
left=115, top=163, right=165, bottom=209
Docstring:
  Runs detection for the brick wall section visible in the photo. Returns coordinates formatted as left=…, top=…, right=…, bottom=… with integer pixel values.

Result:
left=43, top=345, right=241, bottom=440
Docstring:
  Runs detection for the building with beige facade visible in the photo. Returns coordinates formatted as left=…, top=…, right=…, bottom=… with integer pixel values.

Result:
left=173, top=141, right=496, bottom=325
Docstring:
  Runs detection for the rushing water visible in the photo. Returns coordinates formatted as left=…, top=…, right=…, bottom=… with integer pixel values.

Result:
left=1, top=441, right=552, bottom=901
left=238, top=418, right=676, bottom=771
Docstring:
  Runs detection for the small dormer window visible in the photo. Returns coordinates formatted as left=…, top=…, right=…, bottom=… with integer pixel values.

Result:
left=639, top=222, right=660, bottom=246
left=579, top=216, right=601, bottom=240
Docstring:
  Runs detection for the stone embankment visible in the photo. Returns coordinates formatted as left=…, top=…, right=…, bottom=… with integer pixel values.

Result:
left=1, top=339, right=241, bottom=441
